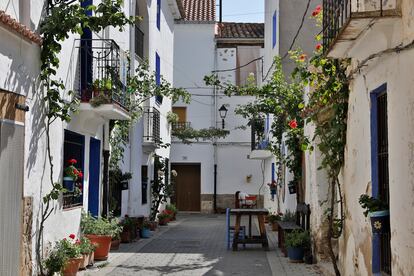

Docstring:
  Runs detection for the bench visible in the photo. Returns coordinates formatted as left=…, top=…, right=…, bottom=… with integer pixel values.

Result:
left=277, top=203, right=310, bottom=256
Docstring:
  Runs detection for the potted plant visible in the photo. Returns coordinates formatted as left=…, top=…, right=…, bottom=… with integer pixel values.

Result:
left=141, top=220, right=152, bottom=238
left=359, top=194, right=389, bottom=234
left=120, top=215, right=135, bottom=243
left=44, top=235, right=83, bottom=276
left=148, top=220, right=158, bottom=231
left=111, top=232, right=121, bottom=251
left=268, top=213, right=281, bottom=231
left=166, top=204, right=178, bottom=221
left=285, top=230, right=310, bottom=263
left=80, top=212, right=122, bottom=260
left=63, top=159, right=82, bottom=192
left=157, top=212, right=170, bottom=226
left=78, top=236, right=95, bottom=270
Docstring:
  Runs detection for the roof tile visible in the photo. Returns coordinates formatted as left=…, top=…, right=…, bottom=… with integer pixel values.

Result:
left=0, top=10, right=42, bottom=45
left=216, top=22, right=264, bottom=39
left=181, top=0, right=216, bottom=22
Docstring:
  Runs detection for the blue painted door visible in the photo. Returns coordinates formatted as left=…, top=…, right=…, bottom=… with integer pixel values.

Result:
left=88, top=137, right=101, bottom=217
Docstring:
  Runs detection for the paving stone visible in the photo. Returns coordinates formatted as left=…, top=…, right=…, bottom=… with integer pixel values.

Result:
left=81, top=214, right=321, bottom=276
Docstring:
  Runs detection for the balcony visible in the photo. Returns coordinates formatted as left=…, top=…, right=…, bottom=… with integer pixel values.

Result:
left=248, top=118, right=272, bottom=160
left=172, top=122, right=191, bottom=132
left=323, top=0, right=401, bottom=58
left=72, top=39, right=130, bottom=120
left=143, top=106, right=161, bottom=153
left=135, top=25, right=144, bottom=60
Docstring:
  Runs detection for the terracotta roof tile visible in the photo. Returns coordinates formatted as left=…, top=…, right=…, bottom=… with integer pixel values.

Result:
left=181, top=0, right=216, bottom=22
left=0, top=10, right=42, bottom=45
left=216, top=22, right=264, bottom=39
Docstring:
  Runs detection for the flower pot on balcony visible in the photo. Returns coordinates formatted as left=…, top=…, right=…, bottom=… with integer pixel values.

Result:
left=85, top=234, right=112, bottom=261
left=63, top=177, right=75, bottom=192
left=369, top=210, right=390, bottom=234
left=62, top=257, right=82, bottom=276
left=288, top=185, right=296, bottom=194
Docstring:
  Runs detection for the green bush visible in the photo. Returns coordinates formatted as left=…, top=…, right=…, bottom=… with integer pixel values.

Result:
left=166, top=204, right=178, bottom=214
left=285, top=230, right=310, bottom=249
left=80, top=212, right=122, bottom=237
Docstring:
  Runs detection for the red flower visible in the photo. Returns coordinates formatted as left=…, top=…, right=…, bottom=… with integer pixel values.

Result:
left=69, top=234, right=76, bottom=239
left=68, top=159, right=77, bottom=165
left=75, top=239, right=81, bottom=244
left=77, top=171, right=83, bottom=179
left=73, top=169, right=79, bottom=175
left=299, top=54, right=307, bottom=61
left=316, top=43, right=322, bottom=51
left=312, top=6, right=322, bottom=17
left=289, top=120, right=298, bottom=129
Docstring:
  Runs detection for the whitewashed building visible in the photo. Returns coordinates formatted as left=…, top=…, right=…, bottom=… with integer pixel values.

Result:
left=0, top=0, right=183, bottom=274
left=170, top=0, right=266, bottom=213
left=321, top=0, right=414, bottom=274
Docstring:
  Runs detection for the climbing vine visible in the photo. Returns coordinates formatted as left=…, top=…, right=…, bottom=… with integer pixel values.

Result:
left=172, top=127, right=229, bottom=144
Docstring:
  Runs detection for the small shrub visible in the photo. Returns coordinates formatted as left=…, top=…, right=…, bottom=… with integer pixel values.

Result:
left=285, top=230, right=310, bottom=249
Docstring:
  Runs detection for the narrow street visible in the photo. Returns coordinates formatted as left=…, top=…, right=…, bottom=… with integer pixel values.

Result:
left=83, top=214, right=321, bottom=276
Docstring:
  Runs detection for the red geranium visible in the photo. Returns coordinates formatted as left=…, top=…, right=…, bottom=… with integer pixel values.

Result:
left=316, top=43, right=322, bottom=51
left=77, top=171, right=83, bottom=179
left=289, top=119, right=298, bottom=129
left=68, top=159, right=77, bottom=165
left=69, top=234, right=76, bottom=239
left=299, top=54, right=307, bottom=61
left=312, top=5, right=322, bottom=17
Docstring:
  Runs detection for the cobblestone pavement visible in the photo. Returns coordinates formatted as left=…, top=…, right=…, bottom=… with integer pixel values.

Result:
left=81, top=214, right=321, bottom=276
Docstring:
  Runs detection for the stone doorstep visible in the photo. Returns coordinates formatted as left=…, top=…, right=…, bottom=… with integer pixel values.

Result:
left=77, top=218, right=188, bottom=275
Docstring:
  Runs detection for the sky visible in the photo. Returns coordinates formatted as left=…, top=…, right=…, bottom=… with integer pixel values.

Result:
left=220, top=0, right=264, bottom=23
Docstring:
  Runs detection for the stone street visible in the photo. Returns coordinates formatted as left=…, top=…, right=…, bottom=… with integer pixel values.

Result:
left=81, top=214, right=321, bottom=276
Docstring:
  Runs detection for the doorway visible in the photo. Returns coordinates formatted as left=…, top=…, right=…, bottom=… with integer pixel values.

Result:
left=171, top=164, right=201, bottom=212
left=88, top=137, right=101, bottom=217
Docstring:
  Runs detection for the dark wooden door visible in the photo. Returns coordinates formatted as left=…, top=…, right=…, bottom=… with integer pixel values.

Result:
left=171, top=164, right=201, bottom=211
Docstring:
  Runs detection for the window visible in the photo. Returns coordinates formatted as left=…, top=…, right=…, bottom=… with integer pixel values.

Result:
left=272, top=11, right=277, bottom=49
left=142, top=166, right=148, bottom=204
left=63, top=130, right=85, bottom=209
left=155, top=52, right=163, bottom=104
left=236, top=46, right=261, bottom=86
left=172, top=107, right=189, bottom=130
left=156, top=0, right=161, bottom=30
left=135, top=1, right=144, bottom=59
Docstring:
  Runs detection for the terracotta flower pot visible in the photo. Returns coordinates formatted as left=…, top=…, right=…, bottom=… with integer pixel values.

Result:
left=79, top=254, right=89, bottom=270
left=111, top=239, right=120, bottom=250
left=62, top=257, right=82, bottom=276
left=85, top=234, right=112, bottom=261
left=88, top=251, right=94, bottom=266
left=158, top=219, right=168, bottom=226
left=121, top=230, right=132, bottom=243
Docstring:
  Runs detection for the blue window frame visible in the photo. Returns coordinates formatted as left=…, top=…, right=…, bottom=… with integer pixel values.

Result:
left=272, top=11, right=277, bottom=48
left=155, top=52, right=163, bottom=104
left=156, top=0, right=161, bottom=30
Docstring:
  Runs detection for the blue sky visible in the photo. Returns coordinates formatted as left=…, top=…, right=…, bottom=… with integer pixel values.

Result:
left=220, top=0, right=264, bottom=23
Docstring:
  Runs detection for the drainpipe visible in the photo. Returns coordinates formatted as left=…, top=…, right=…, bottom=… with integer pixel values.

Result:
left=219, top=0, right=223, bottom=23
left=213, top=37, right=218, bottom=213
left=102, top=122, right=110, bottom=218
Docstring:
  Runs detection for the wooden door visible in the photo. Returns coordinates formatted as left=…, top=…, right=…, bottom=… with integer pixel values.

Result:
left=172, top=107, right=187, bottom=122
left=0, top=90, right=25, bottom=276
left=171, top=164, right=201, bottom=211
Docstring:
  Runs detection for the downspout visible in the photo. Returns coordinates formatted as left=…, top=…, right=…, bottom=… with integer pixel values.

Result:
left=102, top=122, right=110, bottom=217
left=213, top=33, right=218, bottom=213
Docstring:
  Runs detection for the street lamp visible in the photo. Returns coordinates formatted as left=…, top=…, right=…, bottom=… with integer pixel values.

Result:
left=219, top=104, right=228, bottom=129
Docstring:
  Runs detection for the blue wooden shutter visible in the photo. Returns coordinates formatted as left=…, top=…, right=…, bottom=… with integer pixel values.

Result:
left=155, top=52, right=163, bottom=104
left=157, top=0, right=161, bottom=30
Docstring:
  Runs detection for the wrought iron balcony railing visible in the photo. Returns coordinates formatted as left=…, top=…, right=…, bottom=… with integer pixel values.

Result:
left=323, top=0, right=400, bottom=54
left=143, top=106, right=161, bottom=144
left=250, top=118, right=269, bottom=151
left=76, top=38, right=129, bottom=110
left=135, top=25, right=144, bottom=59
left=172, top=122, right=191, bottom=132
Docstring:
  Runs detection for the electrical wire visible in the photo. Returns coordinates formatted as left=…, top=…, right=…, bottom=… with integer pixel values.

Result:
left=212, top=57, right=263, bottom=73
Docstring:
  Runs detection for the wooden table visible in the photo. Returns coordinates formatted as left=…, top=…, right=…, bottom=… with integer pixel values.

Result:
left=230, top=208, right=269, bottom=251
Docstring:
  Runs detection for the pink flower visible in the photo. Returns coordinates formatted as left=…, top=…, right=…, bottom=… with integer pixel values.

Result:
left=289, top=120, right=298, bottom=129
left=69, top=234, right=76, bottom=239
